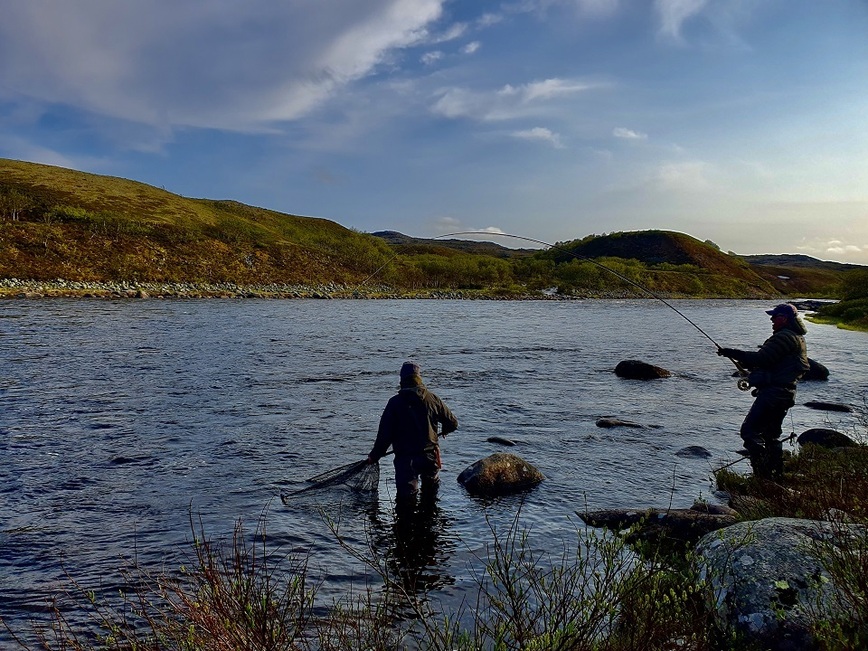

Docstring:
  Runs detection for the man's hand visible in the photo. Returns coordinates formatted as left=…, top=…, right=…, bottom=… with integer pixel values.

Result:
left=717, top=347, right=737, bottom=358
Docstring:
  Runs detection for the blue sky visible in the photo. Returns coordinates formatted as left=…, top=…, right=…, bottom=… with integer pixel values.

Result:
left=2, top=0, right=867, bottom=263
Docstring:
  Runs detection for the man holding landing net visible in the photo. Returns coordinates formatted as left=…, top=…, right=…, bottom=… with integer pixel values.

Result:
left=367, top=361, right=458, bottom=501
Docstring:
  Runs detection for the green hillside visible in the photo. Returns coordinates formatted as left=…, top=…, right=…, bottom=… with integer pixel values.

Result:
left=0, top=159, right=856, bottom=300
left=0, top=158, right=393, bottom=286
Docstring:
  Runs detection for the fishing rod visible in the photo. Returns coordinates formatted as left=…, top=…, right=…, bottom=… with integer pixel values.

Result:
left=434, top=230, right=751, bottom=391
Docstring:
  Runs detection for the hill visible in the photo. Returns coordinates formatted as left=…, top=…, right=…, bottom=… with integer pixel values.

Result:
left=539, top=230, right=779, bottom=298
left=0, top=158, right=393, bottom=286
left=741, top=254, right=858, bottom=297
left=371, top=230, right=534, bottom=259
left=0, top=159, right=856, bottom=299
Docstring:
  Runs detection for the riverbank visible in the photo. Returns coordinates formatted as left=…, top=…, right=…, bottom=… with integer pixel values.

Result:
left=0, top=277, right=727, bottom=301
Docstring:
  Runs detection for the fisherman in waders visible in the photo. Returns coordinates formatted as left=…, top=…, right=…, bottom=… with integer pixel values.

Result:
left=717, top=303, right=810, bottom=479
left=367, top=362, right=458, bottom=503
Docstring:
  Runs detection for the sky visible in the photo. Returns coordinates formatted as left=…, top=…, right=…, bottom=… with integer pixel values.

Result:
left=2, top=1, right=868, bottom=264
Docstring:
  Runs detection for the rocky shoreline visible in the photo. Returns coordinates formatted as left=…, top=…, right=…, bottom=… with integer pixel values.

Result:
left=0, top=278, right=663, bottom=301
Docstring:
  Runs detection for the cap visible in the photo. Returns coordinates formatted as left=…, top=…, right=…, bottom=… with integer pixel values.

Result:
left=399, top=361, right=421, bottom=379
left=765, top=303, right=798, bottom=319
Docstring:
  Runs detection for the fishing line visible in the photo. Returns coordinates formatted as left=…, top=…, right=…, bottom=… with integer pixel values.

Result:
left=435, top=231, right=752, bottom=390
left=354, top=229, right=749, bottom=388
left=436, top=231, right=726, bottom=346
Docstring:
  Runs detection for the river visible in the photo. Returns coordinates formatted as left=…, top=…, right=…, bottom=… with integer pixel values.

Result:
left=1, top=298, right=866, bottom=643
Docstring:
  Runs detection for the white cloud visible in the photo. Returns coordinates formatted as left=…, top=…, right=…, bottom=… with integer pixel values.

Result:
left=657, top=161, right=711, bottom=191
left=432, top=78, right=595, bottom=121
left=463, top=41, right=482, bottom=55
left=421, top=51, right=444, bottom=65
left=511, top=127, right=565, bottom=148
left=613, top=127, right=647, bottom=140
left=655, top=0, right=708, bottom=42
left=0, top=0, right=446, bottom=131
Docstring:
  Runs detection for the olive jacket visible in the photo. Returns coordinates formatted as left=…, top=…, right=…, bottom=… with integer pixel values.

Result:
left=369, top=385, right=458, bottom=462
left=721, top=321, right=809, bottom=391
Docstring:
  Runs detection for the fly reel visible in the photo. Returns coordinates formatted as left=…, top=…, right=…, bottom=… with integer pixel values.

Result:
left=737, top=377, right=751, bottom=392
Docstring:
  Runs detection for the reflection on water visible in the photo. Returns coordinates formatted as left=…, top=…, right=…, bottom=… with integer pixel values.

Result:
left=368, top=490, right=456, bottom=606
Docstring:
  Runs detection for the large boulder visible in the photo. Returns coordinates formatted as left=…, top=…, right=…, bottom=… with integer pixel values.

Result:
left=614, top=359, right=671, bottom=380
left=457, top=453, right=545, bottom=496
left=695, top=517, right=864, bottom=651
left=797, top=428, right=857, bottom=449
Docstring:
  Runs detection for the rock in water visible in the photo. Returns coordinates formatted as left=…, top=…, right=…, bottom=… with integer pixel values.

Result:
left=802, top=358, right=829, bottom=381
left=804, top=401, right=852, bottom=413
left=675, top=445, right=712, bottom=459
left=596, top=417, right=644, bottom=429
left=486, top=436, right=517, bottom=446
left=457, top=453, right=545, bottom=496
left=614, top=360, right=671, bottom=380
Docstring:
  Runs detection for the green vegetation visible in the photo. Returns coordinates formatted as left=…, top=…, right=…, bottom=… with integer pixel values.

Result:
left=810, top=268, right=868, bottom=331
left=2, top=158, right=861, bottom=299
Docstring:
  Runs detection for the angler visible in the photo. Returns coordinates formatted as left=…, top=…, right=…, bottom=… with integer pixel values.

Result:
left=716, top=303, right=810, bottom=479
left=367, top=361, right=458, bottom=504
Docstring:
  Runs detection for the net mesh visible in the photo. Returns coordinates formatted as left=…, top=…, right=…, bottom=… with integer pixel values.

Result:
left=281, top=459, right=380, bottom=502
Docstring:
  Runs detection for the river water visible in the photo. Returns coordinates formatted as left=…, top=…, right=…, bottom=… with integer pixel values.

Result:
left=1, top=298, right=866, bottom=642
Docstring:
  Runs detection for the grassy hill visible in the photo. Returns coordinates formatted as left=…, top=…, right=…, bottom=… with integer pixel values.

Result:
left=0, top=159, right=857, bottom=299
left=741, top=254, right=858, bottom=298
left=0, top=158, right=393, bottom=286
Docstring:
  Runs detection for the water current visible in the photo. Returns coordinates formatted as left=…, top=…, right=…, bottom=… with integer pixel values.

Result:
left=1, top=298, right=866, bottom=643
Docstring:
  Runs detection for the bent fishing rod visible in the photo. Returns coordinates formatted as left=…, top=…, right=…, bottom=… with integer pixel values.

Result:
left=432, top=230, right=752, bottom=391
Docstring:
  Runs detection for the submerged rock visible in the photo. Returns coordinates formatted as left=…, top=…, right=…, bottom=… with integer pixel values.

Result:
left=457, top=453, right=544, bottom=496
left=614, top=360, right=671, bottom=380
left=486, top=436, right=517, bottom=447
left=676, top=445, right=713, bottom=459
left=804, top=401, right=852, bottom=413
left=596, top=417, right=644, bottom=429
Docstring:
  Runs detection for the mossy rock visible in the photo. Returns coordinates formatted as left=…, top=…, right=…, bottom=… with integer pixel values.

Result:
left=457, top=453, right=545, bottom=496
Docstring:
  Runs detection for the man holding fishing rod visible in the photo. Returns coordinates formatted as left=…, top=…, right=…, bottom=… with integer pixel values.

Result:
left=367, top=361, right=458, bottom=503
left=717, top=303, right=810, bottom=479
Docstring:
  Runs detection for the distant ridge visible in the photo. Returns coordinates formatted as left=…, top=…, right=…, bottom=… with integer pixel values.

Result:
left=741, top=254, right=860, bottom=273
left=371, top=230, right=535, bottom=258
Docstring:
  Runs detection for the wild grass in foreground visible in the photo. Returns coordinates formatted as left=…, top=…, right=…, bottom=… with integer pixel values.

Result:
left=5, top=398, right=867, bottom=650
left=4, top=507, right=733, bottom=651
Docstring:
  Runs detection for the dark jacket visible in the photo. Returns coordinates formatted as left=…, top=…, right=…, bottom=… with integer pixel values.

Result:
left=724, top=321, right=809, bottom=390
left=369, top=385, right=458, bottom=462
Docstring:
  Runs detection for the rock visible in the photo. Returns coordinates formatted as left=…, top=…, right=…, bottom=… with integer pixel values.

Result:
left=802, top=358, right=829, bottom=381
left=457, top=453, right=545, bottom=496
left=804, top=401, right=853, bottom=413
left=695, top=517, right=864, bottom=651
left=596, top=417, right=644, bottom=429
left=486, top=436, right=516, bottom=447
left=578, top=508, right=737, bottom=548
left=675, top=445, right=712, bottom=459
left=797, top=428, right=857, bottom=449
left=614, top=359, right=671, bottom=380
